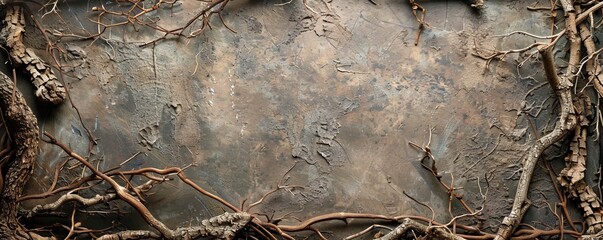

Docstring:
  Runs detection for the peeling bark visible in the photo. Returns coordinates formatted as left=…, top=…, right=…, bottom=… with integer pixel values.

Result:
left=559, top=95, right=590, bottom=188
left=558, top=95, right=603, bottom=234
left=0, top=5, right=65, bottom=105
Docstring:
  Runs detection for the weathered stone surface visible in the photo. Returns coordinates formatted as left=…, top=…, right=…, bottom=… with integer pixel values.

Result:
left=1, top=0, right=595, bottom=237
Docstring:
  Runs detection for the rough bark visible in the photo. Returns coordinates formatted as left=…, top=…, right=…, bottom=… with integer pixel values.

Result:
left=0, top=5, right=65, bottom=105
left=172, top=212, right=251, bottom=240
left=0, top=69, right=39, bottom=239
left=96, top=212, right=251, bottom=240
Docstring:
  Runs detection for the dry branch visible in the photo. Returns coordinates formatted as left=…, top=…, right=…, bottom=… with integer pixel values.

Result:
left=31, top=193, right=116, bottom=214
left=89, top=0, right=234, bottom=47
left=494, top=46, right=577, bottom=240
left=29, top=179, right=156, bottom=216
left=44, top=132, right=181, bottom=238
left=97, top=212, right=251, bottom=240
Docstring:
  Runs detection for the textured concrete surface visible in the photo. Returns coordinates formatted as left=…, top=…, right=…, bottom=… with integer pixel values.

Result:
left=6, top=0, right=595, bottom=237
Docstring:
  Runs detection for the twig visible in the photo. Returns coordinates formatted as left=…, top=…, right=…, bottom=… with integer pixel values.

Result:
left=403, top=191, right=435, bottom=227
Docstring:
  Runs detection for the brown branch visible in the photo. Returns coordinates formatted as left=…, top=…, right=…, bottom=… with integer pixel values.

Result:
left=43, top=133, right=248, bottom=238
left=272, top=212, right=393, bottom=232
left=28, top=10, right=99, bottom=151
left=43, top=132, right=177, bottom=238
left=29, top=180, right=156, bottom=216
left=87, top=0, right=235, bottom=47
left=410, top=137, right=484, bottom=222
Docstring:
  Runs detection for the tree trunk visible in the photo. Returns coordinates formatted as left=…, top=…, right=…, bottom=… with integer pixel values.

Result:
left=0, top=68, right=39, bottom=239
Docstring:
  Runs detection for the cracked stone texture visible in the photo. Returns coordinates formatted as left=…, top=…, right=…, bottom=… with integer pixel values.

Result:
left=3, top=0, right=598, bottom=238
